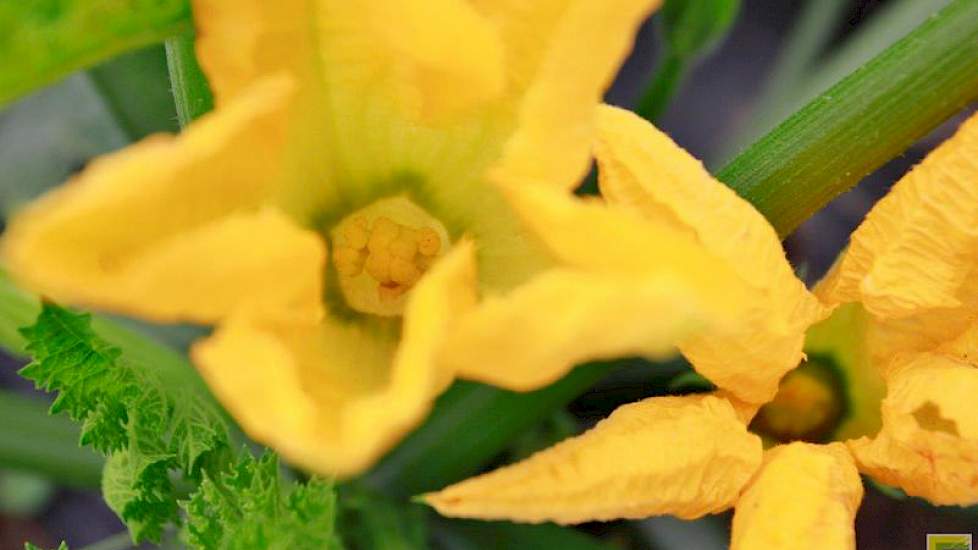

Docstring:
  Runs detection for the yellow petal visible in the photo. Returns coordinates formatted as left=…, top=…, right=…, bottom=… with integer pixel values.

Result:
left=193, top=0, right=315, bottom=104
left=425, top=394, right=762, bottom=523
left=847, top=353, right=978, bottom=505
left=445, top=268, right=732, bottom=391
left=364, top=0, right=505, bottom=116
left=731, top=442, right=862, bottom=550
left=193, top=241, right=477, bottom=476
left=491, top=0, right=662, bottom=190
left=448, top=183, right=747, bottom=390
left=594, top=105, right=827, bottom=403
left=816, top=113, right=978, bottom=365
left=2, top=77, right=302, bottom=323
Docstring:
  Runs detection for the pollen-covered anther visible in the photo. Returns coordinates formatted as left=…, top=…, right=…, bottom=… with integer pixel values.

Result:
left=335, top=214, right=443, bottom=303
left=330, top=197, right=448, bottom=316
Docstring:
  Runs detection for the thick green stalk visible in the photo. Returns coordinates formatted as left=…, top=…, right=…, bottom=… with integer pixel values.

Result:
left=717, top=0, right=850, bottom=161
left=719, top=0, right=978, bottom=237
left=165, top=34, right=215, bottom=127
left=0, top=390, right=103, bottom=488
left=0, top=0, right=192, bottom=107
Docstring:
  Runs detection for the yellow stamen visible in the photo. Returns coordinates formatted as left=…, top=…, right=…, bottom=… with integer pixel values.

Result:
left=751, top=360, right=845, bottom=443
left=330, top=196, right=449, bottom=316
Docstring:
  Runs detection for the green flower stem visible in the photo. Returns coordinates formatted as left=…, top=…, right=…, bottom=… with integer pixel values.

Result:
left=368, top=0, right=978, bottom=496
left=635, top=53, right=687, bottom=122
left=717, top=0, right=850, bottom=160
left=719, top=0, right=978, bottom=238
left=165, top=34, right=215, bottom=128
left=0, top=389, right=103, bottom=488
left=0, top=0, right=192, bottom=108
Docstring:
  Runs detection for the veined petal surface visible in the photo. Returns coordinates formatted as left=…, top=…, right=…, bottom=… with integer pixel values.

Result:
left=425, top=394, right=762, bottom=524
left=193, top=242, right=477, bottom=476
left=731, top=443, right=862, bottom=550
left=2, top=77, right=304, bottom=323
left=594, top=105, right=826, bottom=403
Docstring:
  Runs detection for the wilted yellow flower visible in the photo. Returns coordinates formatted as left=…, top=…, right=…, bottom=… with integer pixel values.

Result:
left=426, top=108, right=978, bottom=548
left=0, top=0, right=765, bottom=476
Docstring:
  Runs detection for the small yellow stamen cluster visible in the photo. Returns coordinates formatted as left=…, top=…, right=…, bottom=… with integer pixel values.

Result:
left=333, top=215, right=442, bottom=302
left=752, top=366, right=843, bottom=443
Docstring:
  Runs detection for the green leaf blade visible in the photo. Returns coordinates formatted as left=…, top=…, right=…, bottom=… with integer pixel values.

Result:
left=0, top=0, right=193, bottom=107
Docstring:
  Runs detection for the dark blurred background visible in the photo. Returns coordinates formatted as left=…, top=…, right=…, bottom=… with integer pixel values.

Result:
left=1, top=0, right=975, bottom=548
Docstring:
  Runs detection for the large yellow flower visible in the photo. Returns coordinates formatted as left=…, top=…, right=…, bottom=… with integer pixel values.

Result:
left=0, top=0, right=764, bottom=476
left=426, top=108, right=978, bottom=548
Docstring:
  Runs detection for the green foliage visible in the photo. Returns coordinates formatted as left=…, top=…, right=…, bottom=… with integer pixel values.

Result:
left=661, top=0, right=740, bottom=59
left=19, top=303, right=344, bottom=547
left=20, top=302, right=229, bottom=541
left=0, top=0, right=192, bottom=107
left=338, top=483, right=429, bottom=549
left=637, top=0, right=741, bottom=120
left=25, top=543, right=68, bottom=550
left=184, top=452, right=343, bottom=550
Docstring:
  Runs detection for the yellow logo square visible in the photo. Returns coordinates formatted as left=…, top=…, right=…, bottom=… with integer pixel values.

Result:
left=928, top=534, right=973, bottom=550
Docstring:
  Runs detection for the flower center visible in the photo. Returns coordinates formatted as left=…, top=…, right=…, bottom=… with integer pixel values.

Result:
left=330, top=196, right=448, bottom=317
left=750, top=357, right=846, bottom=443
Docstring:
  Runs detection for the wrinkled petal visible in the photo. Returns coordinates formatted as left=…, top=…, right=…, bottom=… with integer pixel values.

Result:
left=193, top=241, right=477, bottom=476
left=817, top=113, right=978, bottom=365
left=847, top=353, right=978, bottom=505
left=448, top=183, right=748, bottom=389
left=731, top=442, right=862, bottom=550
left=594, top=105, right=826, bottom=403
left=2, top=77, right=302, bottom=323
left=490, top=0, right=662, bottom=190
left=425, top=394, right=762, bottom=524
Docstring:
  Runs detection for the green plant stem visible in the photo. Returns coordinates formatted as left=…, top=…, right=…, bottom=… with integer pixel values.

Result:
left=636, top=53, right=687, bottom=122
left=719, top=0, right=978, bottom=237
left=165, top=34, right=215, bottom=127
left=0, top=390, right=103, bottom=488
left=87, top=45, right=181, bottom=140
left=0, top=0, right=192, bottom=108
left=718, top=0, right=849, bottom=161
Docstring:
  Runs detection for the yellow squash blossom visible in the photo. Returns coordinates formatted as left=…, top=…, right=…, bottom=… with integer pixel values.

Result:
left=427, top=108, right=978, bottom=548
left=0, top=0, right=765, bottom=476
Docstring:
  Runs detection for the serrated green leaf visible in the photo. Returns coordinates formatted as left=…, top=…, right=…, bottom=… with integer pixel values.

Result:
left=183, top=452, right=343, bottom=550
left=19, top=303, right=230, bottom=542
left=103, top=449, right=179, bottom=543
